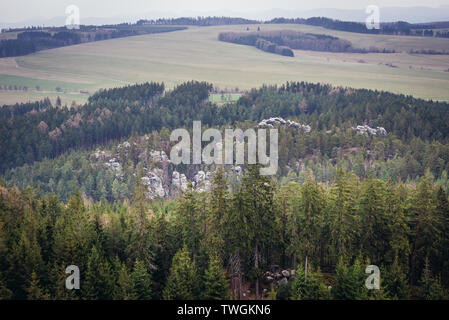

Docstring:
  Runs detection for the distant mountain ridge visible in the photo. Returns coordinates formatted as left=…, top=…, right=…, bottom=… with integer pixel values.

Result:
left=255, top=6, right=449, bottom=23
left=2, top=6, right=449, bottom=29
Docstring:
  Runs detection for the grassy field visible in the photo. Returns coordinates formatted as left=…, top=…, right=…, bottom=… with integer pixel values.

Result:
left=209, top=93, right=242, bottom=103
left=1, top=23, right=449, bottom=105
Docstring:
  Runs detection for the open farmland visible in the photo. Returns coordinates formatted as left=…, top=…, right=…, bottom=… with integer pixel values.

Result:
left=209, top=93, right=242, bottom=103
left=1, top=23, right=449, bottom=104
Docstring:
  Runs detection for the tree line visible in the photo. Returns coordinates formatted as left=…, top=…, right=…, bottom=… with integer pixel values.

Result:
left=219, top=30, right=395, bottom=55
left=268, top=17, right=449, bottom=38
left=136, top=17, right=259, bottom=26
left=0, top=25, right=186, bottom=58
left=0, top=31, right=81, bottom=58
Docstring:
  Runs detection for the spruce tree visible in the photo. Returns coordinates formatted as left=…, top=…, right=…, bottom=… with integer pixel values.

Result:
left=176, top=183, right=202, bottom=260
left=332, top=258, right=367, bottom=300
left=329, top=168, right=357, bottom=263
left=419, top=258, right=447, bottom=300
left=357, top=177, right=389, bottom=264
left=0, top=273, right=12, bottom=300
left=202, top=253, right=230, bottom=300
left=224, top=187, right=251, bottom=300
left=276, top=182, right=301, bottom=270
left=27, top=272, right=49, bottom=300
left=300, top=173, right=324, bottom=275
left=131, top=259, right=152, bottom=300
left=291, top=263, right=328, bottom=300
left=383, top=258, right=410, bottom=299
left=113, top=262, right=136, bottom=300
left=408, top=178, right=439, bottom=284
left=237, top=164, right=275, bottom=299
left=126, top=171, right=154, bottom=270
left=84, top=246, right=114, bottom=300
left=385, top=182, right=410, bottom=270
left=206, top=168, right=229, bottom=260
left=163, top=245, right=197, bottom=300
left=291, top=263, right=306, bottom=300
left=6, top=229, right=44, bottom=299
left=433, top=186, right=449, bottom=286
left=305, top=268, right=329, bottom=300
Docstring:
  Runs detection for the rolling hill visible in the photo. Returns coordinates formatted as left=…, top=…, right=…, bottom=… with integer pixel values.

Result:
left=1, top=23, right=449, bottom=105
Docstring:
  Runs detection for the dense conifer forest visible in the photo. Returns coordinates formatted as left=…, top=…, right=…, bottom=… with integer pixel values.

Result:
left=1, top=80, right=449, bottom=300
left=1, top=166, right=448, bottom=300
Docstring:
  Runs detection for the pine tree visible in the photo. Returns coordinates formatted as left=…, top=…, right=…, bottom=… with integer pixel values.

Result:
left=112, top=179, right=122, bottom=200
left=419, top=258, right=447, bottom=300
left=332, top=258, right=367, bottom=300
left=113, top=262, right=136, bottom=300
left=6, top=229, right=44, bottom=299
left=291, top=263, right=328, bottom=300
left=51, top=264, right=79, bottom=300
left=299, top=172, right=324, bottom=276
left=237, top=164, right=276, bottom=299
left=408, top=178, right=440, bottom=284
left=126, top=171, right=154, bottom=270
left=84, top=246, right=114, bottom=300
left=291, top=263, right=306, bottom=300
left=202, top=253, right=230, bottom=300
left=176, top=182, right=204, bottom=261
left=357, top=177, right=389, bottom=264
left=385, top=182, right=410, bottom=270
left=303, top=268, right=329, bottom=300
left=131, top=259, right=152, bottom=300
left=163, top=245, right=197, bottom=300
left=350, top=258, right=369, bottom=300
left=276, top=182, right=301, bottom=270
left=0, top=272, right=12, bottom=300
left=329, top=169, right=357, bottom=263
left=383, top=258, right=410, bottom=299
left=433, top=186, right=449, bottom=286
left=26, top=272, right=49, bottom=300
left=149, top=209, right=176, bottom=300
left=206, top=168, right=229, bottom=260
left=224, top=188, right=251, bottom=300
left=51, top=190, right=91, bottom=276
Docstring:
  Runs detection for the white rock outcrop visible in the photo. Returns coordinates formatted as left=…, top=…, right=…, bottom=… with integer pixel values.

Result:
left=142, top=169, right=166, bottom=199
left=149, top=150, right=169, bottom=162
left=352, top=125, right=387, bottom=136
left=193, top=170, right=211, bottom=192
left=257, top=116, right=311, bottom=133
left=172, top=171, right=188, bottom=192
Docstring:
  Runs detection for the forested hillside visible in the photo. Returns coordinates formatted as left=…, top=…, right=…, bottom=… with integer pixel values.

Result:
left=2, top=81, right=449, bottom=174
left=1, top=80, right=449, bottom=300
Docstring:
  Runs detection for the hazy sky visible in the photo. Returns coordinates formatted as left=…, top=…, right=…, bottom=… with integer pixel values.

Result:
left=1, top=0, right=448, bottom=22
